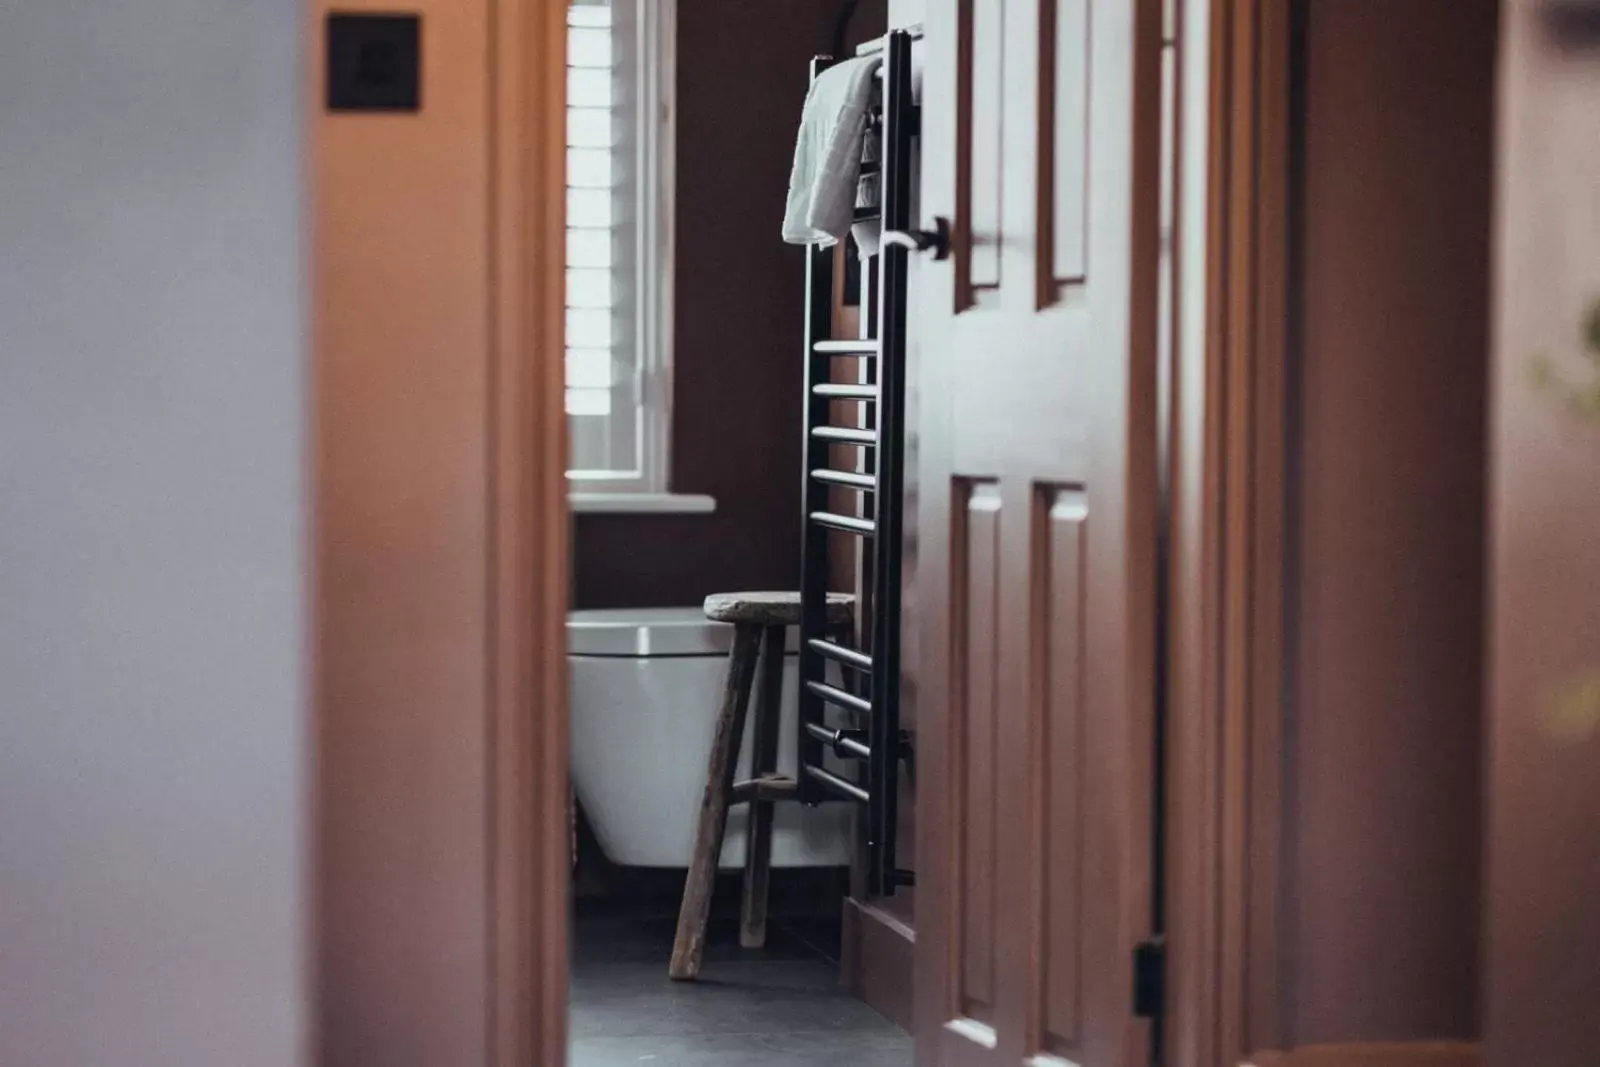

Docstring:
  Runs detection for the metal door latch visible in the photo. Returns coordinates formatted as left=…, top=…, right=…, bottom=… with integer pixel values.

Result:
left=882, top=216, right=951, bottom=260
left=1133, top=937, right=1166, bottom=1019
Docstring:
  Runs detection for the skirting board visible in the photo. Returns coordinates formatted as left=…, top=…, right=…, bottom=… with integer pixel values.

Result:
left=840, top=896, right=915, bottom=1032
left=1244, top=1043, right=1482, bottom=1067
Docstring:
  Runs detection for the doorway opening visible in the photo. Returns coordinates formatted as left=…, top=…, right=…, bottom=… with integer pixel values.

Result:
left=559, top=1, right=912, bottom=1064
left=558, top=2, right=1196, bottom=1065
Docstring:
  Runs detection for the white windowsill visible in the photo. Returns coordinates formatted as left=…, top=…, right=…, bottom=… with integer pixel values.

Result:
left=568, top=492, right=718, bottom=515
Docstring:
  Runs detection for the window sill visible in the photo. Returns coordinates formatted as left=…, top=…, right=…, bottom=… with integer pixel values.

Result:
left=568, top=492, right=718, bottom=515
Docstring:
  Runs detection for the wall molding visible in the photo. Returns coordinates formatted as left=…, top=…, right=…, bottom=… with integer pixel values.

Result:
left=1244, top=1043, right=1482, bottom=1067
left=840, top=896, right=916, bottom=1031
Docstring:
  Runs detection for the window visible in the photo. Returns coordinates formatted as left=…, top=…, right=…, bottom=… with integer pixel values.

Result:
left=566, top=0, right=676, bottom=497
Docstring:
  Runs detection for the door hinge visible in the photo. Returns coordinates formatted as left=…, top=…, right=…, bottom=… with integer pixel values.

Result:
left=1132, top=937, right=1166, bottom=1019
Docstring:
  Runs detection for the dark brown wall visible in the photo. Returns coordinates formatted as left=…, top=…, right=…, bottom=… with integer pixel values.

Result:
left=1285, top=0, right=1497, bottom=1046
left=574, top=1, right=885, bottom=609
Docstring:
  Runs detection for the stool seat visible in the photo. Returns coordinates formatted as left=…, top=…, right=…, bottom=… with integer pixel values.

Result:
left=703, top=590, right=854, bottom=627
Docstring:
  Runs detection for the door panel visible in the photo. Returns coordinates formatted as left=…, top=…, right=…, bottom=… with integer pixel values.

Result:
left=963, top=3, right=1006, bottom=292
left=914, top=1, right=1163, bottom=1065
left=1043, top=0, right=1091, bottom=286
left=1038, top=486, right=1088, bottom=1061
left=955, top=481, right=1003, bottom=1027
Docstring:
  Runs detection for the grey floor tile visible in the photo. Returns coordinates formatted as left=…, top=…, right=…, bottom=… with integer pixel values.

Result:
left=570, top=969, right=892, bottom=1039
left=570, top=1029, right=913, bottom=1067
left=574, top=913, right=823, bottom=968
left=570, top=912, right=908, bottom=1061
left=574, top=957, right=845, bottom=995
left=770, top=916, right=843, bottom=963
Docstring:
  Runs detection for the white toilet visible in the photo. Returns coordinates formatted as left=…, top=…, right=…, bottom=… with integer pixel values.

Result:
left=568, top=607, right=852, bottom=869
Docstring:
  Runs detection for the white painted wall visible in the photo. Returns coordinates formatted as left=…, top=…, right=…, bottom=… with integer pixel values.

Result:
left=0, top=3, right=309, bottom=1066
left=889, top=0, right=926, bottom=26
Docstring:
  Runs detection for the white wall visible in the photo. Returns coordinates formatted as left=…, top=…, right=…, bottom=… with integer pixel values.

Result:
left=889, top=0, right=926, bottom=26
left=0, top=3, right=309, bottom=1066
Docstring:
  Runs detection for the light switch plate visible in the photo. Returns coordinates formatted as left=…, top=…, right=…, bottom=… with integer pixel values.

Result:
left=326, top=13, right=421, bottom=113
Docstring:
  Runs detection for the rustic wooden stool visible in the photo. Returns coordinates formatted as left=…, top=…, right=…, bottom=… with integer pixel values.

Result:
left=667, top=590, right=854, bottom=980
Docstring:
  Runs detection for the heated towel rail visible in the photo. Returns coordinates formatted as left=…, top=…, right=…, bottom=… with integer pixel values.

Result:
left=795, top=28, right=919, bottom=897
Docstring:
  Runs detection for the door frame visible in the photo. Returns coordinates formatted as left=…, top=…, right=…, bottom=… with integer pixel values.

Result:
left=488, top=0, right=570, bottom=1062
left=1166, top=1, right=1293, bottom=1065
left=507, top=1, right=1286, bottom=1064
left=502, top=0, right=1282, bottom=1063
left=508, top=3, right=1501, bottom=1064
left=1168, top=5, right=1488, bottom=1067
left=507, top=0, right=1288, bottom=1063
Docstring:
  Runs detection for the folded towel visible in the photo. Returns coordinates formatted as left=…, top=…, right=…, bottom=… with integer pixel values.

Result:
left=782, top=55, right=883, bottom=250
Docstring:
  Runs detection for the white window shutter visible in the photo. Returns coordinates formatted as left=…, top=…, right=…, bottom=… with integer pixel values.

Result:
left=565, top=0, right=673, bottom=490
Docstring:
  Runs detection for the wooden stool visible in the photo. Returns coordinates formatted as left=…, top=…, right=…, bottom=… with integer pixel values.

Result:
left=668, top=590, right=854, bottom=980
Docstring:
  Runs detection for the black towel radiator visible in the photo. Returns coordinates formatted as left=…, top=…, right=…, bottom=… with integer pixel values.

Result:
left=796, top=28, right=921, bottom=898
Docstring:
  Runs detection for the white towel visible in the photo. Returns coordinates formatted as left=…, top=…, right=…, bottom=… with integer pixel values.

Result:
left=782, top=56, right=882, bottom=250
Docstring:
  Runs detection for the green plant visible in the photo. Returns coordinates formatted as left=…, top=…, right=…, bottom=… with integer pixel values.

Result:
left=1530, top=297, right=1600, bottom=421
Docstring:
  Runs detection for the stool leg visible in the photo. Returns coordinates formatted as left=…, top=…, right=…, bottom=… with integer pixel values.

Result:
left=670, top=624, right=761, bottom=980
left=740, top=625, right=786, bottom=949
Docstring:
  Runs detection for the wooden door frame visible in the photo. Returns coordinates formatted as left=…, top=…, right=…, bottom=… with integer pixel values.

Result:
left=1169, top=5, right=1487, bottom=1067
left=1166, top=2, right=1293, bottom=1065
left=503, top=1, right=1293, bottom=1064
left=511, top=3, right=1307, bottom=1065
left=488, top=0, right=570, bottom=1062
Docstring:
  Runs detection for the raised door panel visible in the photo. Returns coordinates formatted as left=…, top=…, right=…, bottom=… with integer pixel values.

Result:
left=1034, top=487, right=1088, bottom=1065
left=960, top=0, right=1007, bottom=294
left=1041, top=0, right=1091, bottom=289
left=956, top=482, right=1004, bottom=1027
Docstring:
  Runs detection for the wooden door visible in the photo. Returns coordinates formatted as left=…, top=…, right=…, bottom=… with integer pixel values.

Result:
left=912, top=2, right=1164, bottom=1066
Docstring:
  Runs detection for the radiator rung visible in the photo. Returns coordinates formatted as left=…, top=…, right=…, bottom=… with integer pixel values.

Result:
left=803, top=721, right=872, bottom=760
left=808, top=638, right=873, bottom=672
left=802, top=763, right=870, bottom=804
left=811, top=468, right=876, bottom=491
left=814, top=339, right=880, bottom=355
left=813, top=383, right=878, bottom=400
left=806, top=680, right=873, bottom=716
left=812, top=426, right=877, bottom=445
left=810, top=511, right=876, bottom=536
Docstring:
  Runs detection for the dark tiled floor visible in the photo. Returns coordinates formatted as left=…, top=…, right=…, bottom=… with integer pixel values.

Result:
left=570, top=909, right=913, bottom=1067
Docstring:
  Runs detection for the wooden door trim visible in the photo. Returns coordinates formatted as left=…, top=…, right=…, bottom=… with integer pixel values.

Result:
left=488, top=0, right=569, bottom=1063
left=1244, top=1044, right=1482, bottom=1067
left=1168, top=1, right=1293, bottom=1065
